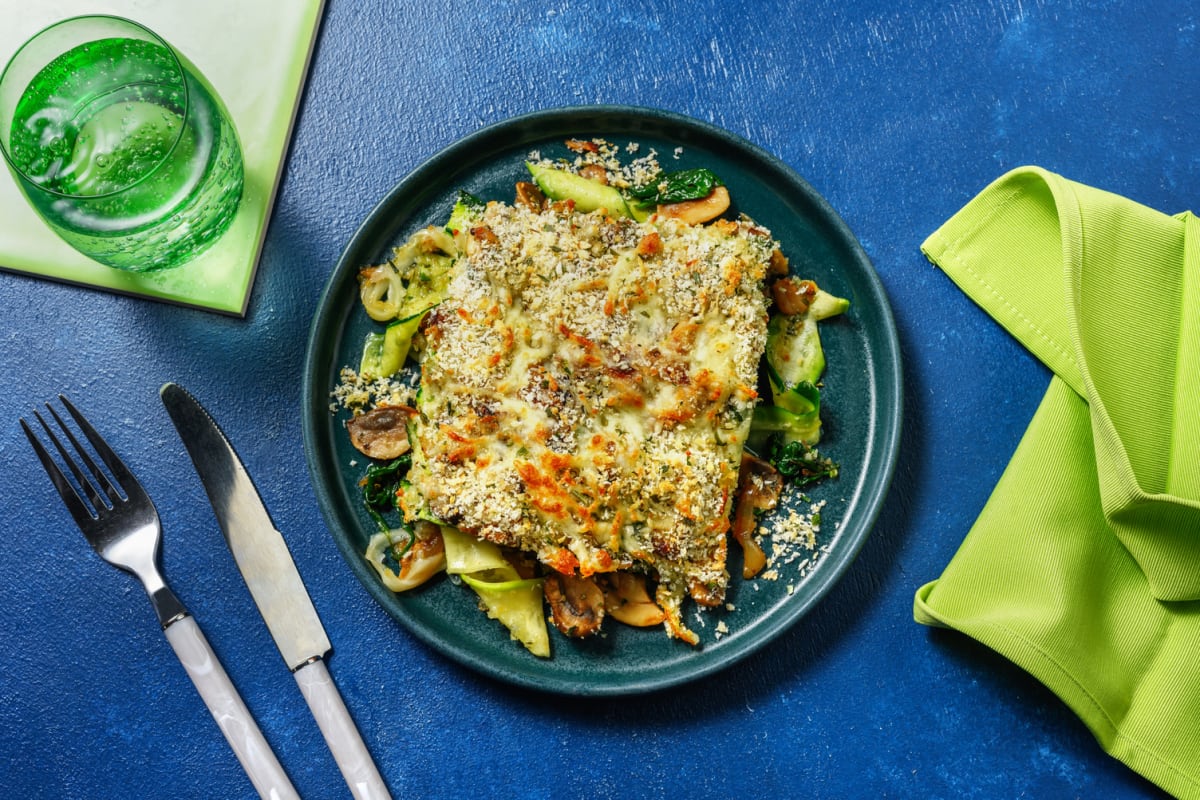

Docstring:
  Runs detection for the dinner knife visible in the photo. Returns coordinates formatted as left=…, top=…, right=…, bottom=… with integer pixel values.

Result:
left=160, top=382, right=392, bottom=800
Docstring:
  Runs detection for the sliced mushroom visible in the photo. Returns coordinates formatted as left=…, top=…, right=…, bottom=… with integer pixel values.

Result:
left=602, top=572, right=667, bottom=627
left=565, top=138, right=600, bottom=153
left=515, top=181, right=546, bottom=212
left=771, top=276, right=818, bottom=316
left=731, top=453, right=784, bottom=578
left=768, top=248, right=790, bottom=277
left=544, top=572, right=605, bottom=637
left=577, top=164, right=609, bottom=185
left=345, top=405, right=412, bottom=460
left=657, top=185, right=731, bottom=226
left=688, top=574, right=726, bottom=608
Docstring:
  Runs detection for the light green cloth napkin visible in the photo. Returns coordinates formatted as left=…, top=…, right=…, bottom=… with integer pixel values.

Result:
left=914, top=166, right=1200, bottom=799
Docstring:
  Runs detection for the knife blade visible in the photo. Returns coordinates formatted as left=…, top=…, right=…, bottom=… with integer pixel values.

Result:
left=160, top=382, right=392, bottom=800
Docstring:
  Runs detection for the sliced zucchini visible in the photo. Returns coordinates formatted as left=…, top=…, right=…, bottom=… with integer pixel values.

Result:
left=358, top=332, right=385, bottom=379
left=767, top=375, right=820, bottom=420
left=445, top=190, right=484, bottom=235
left=393, top=254, right=453, bottom=322
left=379, top=314, right=424, bottom=376
left=808, top=288, right=851, bottom=321
left=461, top=573, right=550, bottom=658
left=441, top=525, right=551, bottom=657
left=441, top=525, right=512, bottom=575
left=762, top=286, right=849, bottom=444
left=526, top=162, right=636, bottom=218
left=748, top=404, right=821, bottom=450
left=766, top=313, right=825, bottom=395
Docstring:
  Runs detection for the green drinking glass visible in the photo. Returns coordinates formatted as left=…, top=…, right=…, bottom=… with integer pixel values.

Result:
left=0, top=15, right=244, bottom=272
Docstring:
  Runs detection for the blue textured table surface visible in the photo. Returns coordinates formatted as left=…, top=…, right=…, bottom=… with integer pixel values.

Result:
left=1, top=1, right=1194, bottom=798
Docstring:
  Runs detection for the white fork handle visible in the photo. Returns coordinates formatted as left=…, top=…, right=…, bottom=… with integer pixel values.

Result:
left=164, top=615, right=299, bottom=800
left=294, top=659, right=392, bottom=799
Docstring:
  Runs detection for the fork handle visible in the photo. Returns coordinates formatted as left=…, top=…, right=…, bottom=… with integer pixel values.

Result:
left=164, top=615, right=299, bottom=800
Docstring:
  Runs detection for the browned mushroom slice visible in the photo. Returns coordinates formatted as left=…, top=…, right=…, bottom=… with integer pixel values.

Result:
left=657, top=185, right=731, bottom=225
left=345, top=405, right=413, bottom=460
left=771, top=276, right=818, bottom=316
left=514, top=181, right=546, bottom=212
left=577, top=164, right=609, bottom=185
left=731, top=453, right=784, bottom=578
left=565, top=138, right=600, bottom=153
left=767, top=247, right=790, bottom=277
left=544, top=573, right=606, bottom=638
left=602, top=572, right=667, bottom=627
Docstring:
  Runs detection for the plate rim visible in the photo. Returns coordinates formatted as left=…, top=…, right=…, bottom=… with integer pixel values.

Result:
left=301, top=104, right=903, bottom=696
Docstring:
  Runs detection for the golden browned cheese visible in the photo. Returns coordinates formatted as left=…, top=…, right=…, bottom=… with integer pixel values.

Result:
left=407, top=200, right=774, bottom=643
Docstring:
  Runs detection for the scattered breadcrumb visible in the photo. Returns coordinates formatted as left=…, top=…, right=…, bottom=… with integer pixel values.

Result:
left=330, top=366, right=417, bottom=413
left=527, top=138, right=661, bottom=189
left=754, top=496, right=827, bottom=582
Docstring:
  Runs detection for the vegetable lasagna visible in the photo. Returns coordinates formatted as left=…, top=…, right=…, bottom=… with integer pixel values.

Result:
left=405, top=199, right=775, bottom=643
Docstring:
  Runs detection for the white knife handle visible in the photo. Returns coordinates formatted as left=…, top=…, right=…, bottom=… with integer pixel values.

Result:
left=294, top=659, right=392, bottom=800
left=164, top=615, right=299, bottom=800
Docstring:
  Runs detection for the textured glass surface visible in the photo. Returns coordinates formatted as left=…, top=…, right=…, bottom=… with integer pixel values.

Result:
left=0, top=1, right=325, bottom=315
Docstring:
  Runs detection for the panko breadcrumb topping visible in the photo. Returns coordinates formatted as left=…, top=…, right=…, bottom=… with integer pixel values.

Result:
left=408, top=195, right=775, bottom=644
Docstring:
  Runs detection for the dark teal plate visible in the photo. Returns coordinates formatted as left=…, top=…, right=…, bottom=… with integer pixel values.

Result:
left=302, top=106, right=902, bottom=696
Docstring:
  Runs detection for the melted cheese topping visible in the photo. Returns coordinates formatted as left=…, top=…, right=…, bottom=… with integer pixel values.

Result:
left=408, top=200, right=773, bottom=641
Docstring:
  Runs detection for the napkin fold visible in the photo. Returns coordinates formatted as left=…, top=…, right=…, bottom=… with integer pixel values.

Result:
left=914, top=166, right=1200, bottom=799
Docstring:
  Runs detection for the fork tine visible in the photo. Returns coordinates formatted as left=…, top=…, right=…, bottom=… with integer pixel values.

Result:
left=20, top=416, right=98, bottom=529
left=34, top=406, right=111, bottom=514
left=45, top=400, right=123, bottom=508
left=58, top=394, right=139, bottom=502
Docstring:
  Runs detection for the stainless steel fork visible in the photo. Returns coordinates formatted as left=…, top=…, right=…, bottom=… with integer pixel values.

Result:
left=22, top=396, right=299, bottom=800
